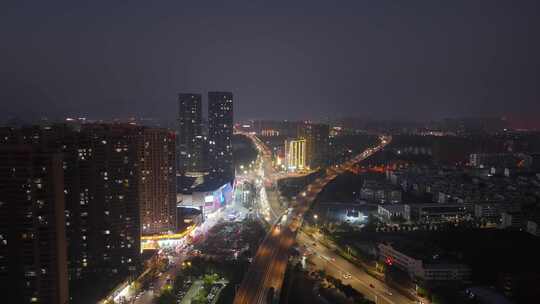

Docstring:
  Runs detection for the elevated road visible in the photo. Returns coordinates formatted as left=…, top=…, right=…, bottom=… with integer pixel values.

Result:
left=233, top=133, right=391, bottom=304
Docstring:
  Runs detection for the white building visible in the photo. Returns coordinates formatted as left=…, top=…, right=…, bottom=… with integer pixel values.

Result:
left=378, top=243, right=470, bottom=282
left=526, top=220, right=538, bottom=236
left=500, top=212, right=523, bottom=229
left=378, top=204, right=406, bottom=221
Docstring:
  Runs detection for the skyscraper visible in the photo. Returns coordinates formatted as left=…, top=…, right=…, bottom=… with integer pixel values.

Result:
left=285, top=138, right=307, bottom=171
left=208, top=92, right=234, bottom=184
left=138, top=127, right=177, bottom=235
left=298, top=122, right=330, bottom=169
left=0, top=146, right=69, bottom=304
left=0, top=124, right=178, bottom=283
left=177, top=94, right=204, bottom=174
left=51, top=124, right=142, bottom=280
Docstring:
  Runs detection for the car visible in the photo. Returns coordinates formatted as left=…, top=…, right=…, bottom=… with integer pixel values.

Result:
left=342, top=273, right=352, bottom=279
left=369, top=284, right=375, bottom=288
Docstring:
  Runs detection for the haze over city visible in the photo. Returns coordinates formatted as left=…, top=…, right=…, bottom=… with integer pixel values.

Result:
left=1, top=2, right=540, bottom=304
left=2, top=0, right=540, bottom=123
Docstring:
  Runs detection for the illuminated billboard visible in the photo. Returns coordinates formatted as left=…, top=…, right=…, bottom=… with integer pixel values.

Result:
left=178, top=182, right=234, bottom=214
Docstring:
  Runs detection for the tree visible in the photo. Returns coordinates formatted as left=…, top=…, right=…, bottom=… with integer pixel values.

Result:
left=155, top=289, right=175, bottom=304
left=193, top=287, right=209, bottom=304
left=203, top=273, right=219, bottom=289
left=341, top=284, right=358, bottom=298
left=417, top=285, right=428, bottom=298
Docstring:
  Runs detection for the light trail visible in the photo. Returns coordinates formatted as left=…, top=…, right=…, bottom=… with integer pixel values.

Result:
left=233, top=133, right=392, bottom=304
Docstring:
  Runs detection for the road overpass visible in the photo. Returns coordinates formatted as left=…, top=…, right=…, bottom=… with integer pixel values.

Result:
left=233, top=133, right=391, bottom=304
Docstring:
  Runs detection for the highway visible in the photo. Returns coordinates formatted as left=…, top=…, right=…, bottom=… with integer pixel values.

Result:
left=298, top=232, right=414, bottom=304
left=233, top=133, right=392, bottom=304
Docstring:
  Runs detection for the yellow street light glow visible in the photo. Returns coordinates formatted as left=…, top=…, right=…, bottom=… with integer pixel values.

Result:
left=140, top=225, right=196, bottom=241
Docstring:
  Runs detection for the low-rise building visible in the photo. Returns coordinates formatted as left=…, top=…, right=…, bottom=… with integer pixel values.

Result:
left=527, top=220, right=538, bottom=236
left=360, top=180, right=402, bottom=204
left=420, top=263, right=471, bottom=282
left=378, top=243, right=470, bottom=282
left=469, top=153, right=520, bottom=169
left=404, top=203, right=467, bottom=222
left=378, top=204, right=406, bottom=222
left=500, top=212, right=523, bottom=229
left=473, top=202, right=504, bottom=221
left=378, top=243, right=423, bottom=277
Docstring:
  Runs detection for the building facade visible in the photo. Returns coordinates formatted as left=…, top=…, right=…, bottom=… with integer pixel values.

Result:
left=378, top=204, right=406, bottom=221
left=285, top=138, right=307, bottom=171
left=177, top=182, right=234, bottom=216
left=0, top=147, right=69, bottom=304
left=298, top=122, right=329, bottom=169
left=404, top=203, right=467, bottom=222
left=208, top=92, right=234, bottom=184
left=527, top=220, right=539, bottom=236
left=500, top=211, right=523, bottom=229
left=360, top=180, right=402, bottom=204
left=177, top=93, right=204, bottom=174
left=0, top=124, right=178, bottom=280
left=138, top=128, right=177, bottom=235
left=378, top=243, right=470, bottom=282
left=61, top=124, right=142, bottom=279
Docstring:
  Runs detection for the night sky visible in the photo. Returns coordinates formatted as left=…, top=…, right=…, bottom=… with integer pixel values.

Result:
left=1, top=0, right=539, bottom=123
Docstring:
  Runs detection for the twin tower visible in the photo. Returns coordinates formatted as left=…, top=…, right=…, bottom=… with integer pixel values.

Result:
left=177, top=92, right=234, bottom=185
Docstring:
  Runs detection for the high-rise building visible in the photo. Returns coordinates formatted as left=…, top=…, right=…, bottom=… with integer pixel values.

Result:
left=298, top=122, right=329, bottom=169
left=0, top=146, right=69, bottom=304
left=285, top=139, right=307, bottom=171
left=0, top=124, right=178, bottom=284
left=208, top=92, right=234, bottom=184
left=177, top=94, right=204, bottom=174
left=138, top=128, right=177, bottom=235
left=53, top=124, right=142, bottom=280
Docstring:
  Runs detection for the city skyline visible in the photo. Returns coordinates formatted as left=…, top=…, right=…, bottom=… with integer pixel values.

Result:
left=1, top=2, right=540, bottom=304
